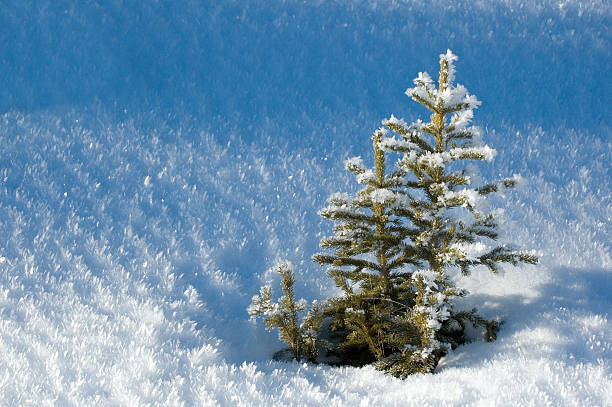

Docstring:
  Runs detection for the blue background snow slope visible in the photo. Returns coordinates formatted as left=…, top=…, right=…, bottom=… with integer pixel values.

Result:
left=0, top=1, right=610, bottom=405
left=2, top=1, right=610, bottom=133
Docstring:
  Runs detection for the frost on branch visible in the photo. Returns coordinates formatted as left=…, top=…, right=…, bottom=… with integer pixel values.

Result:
left=406, top=49, right=481, bottom=119
left=248, top=261, right=321, bottom=362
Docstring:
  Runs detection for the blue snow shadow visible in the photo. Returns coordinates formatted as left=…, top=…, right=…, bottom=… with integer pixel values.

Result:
left=439, top=266, right=612, bottom=371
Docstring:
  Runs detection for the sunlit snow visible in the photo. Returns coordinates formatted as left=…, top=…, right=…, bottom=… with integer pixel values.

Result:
left=0, top=0, right=610, bottom=405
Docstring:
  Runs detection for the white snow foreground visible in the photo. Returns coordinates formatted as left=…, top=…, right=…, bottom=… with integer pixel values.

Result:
left=0, top=112, right=609, bottom=406
left=1, top=259, right=609, bottom=405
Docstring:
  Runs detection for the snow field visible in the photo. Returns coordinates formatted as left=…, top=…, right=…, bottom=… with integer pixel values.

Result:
left=0, top=110, right=609, bottom=405
left=0, top=0, right=610, bottom=405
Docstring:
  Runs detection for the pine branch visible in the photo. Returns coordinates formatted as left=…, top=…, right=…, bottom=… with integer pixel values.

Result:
left=313, top=253, right=382, bottom=272
left=410, top=93, right=438, bottom=113
left=445, top=129, right=474, bottom=140
left=409, top=132, right=436, bottom=153
left=463, top=227, right=498, bottom=240
left=320, top=207, right=376, bottom=224
left=441, top=103, right=473, bottom=115
left=477, top=176, right=521, bottom=195
left=440, top=173, right=470, bottom=186
left=475, top=246, right=538, bottom=273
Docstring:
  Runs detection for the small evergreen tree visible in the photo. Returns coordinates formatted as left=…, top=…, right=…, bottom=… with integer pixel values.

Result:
left=247, top=261, right=322, bottom=362
left=376, top=50, right=538, bottom=374
left=248, top=50, right=538, bottom=379
left=312, top=131, right=420, bottom=362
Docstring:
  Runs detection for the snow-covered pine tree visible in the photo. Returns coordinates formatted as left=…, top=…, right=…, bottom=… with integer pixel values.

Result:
left=376, top=50, right=538, bottom=375
left=312, top=131, right=420, bottom=362
left=249, top=50, right=537, bottom=379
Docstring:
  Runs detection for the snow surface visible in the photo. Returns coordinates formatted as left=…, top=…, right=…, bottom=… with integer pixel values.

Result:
left=0, top=0, right=610, bottom=405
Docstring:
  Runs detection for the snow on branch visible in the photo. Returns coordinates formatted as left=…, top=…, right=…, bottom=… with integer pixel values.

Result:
left=377, top=136, right=420, bottom=153
left=407, top=84, right=436, bottom=111
left=345, top=156, right=366, bottom=174
left=440, top=186, right=485, bottom=210
left=440, top=49, right=458, bottom=86
left=382, top=114, right=408, bottom=129
left=449, top=109, right=474, bottom=131
left=405, top=146, right=497, bottom=169
left=447, top=241, right=490, bottom=262
left=356, top=169, right=377, bottom=184
left=439, top=85, right=481, bottom=112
